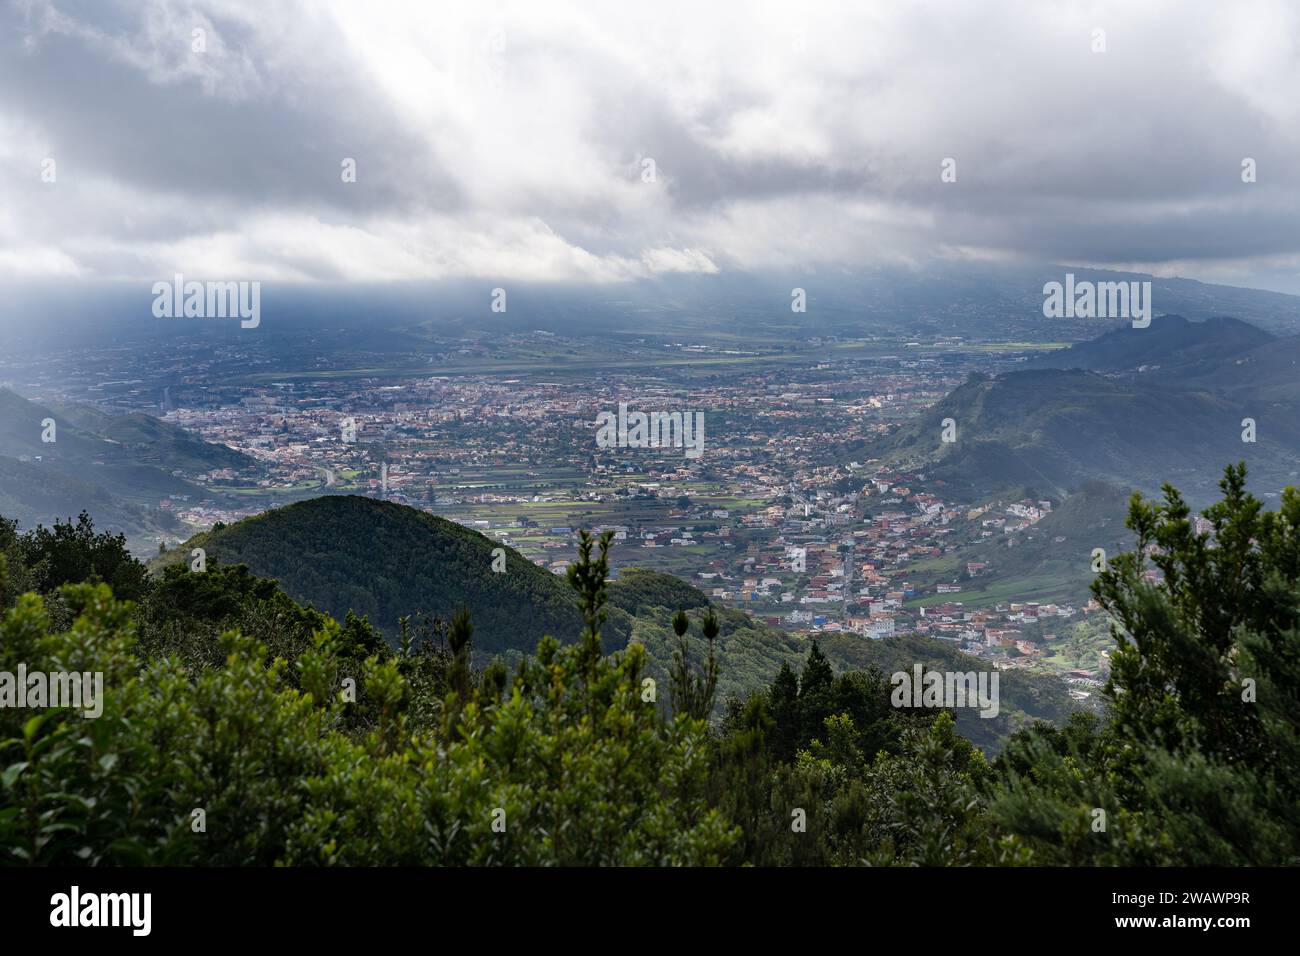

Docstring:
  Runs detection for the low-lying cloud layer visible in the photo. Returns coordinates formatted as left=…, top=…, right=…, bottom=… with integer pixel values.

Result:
left=3, top=0, right=1299, bottom=290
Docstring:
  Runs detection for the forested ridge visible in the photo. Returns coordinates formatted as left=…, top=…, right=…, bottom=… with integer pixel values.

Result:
left=1, top=463, right=1297, bottom=865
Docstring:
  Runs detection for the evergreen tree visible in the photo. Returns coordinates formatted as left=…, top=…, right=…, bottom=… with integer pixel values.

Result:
left=669, top=607, right=719, bottom=721
left=990, top=463, right=1300, bottom=865
left=768, top=662, right=800, bottom=761
left=797, top=640, right=835, bottom=746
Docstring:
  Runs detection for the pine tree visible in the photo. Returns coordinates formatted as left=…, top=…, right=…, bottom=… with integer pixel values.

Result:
left=669, top=607, right=719, bottom=721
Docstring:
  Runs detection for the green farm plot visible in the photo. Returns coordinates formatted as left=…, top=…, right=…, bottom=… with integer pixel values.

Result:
left=964, top=342, right=1072, bottom=352
left=906, top=571, right=1079, bottom=610
left=903, top=552, right=964, bottom=577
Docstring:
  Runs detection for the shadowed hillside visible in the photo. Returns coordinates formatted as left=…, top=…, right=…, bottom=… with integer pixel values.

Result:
left=870, top=369, right=1300, bottom=503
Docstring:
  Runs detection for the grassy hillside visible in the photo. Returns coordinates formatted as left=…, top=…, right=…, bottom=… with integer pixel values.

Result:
left=905, top=481, right=1133, bottom=608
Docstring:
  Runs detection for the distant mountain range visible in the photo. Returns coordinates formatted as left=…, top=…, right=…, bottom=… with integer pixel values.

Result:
left=6, top=265, right=1300, bottom=354
left=1027, top=313, right=1300, bottom=402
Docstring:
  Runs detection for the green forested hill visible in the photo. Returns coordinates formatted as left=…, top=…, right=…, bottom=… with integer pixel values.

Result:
left=609, top=567, right=711, bottom=614
left=158, top=495, right=631, bottom=655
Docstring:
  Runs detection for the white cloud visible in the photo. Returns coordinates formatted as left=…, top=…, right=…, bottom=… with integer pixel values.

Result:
left=1, top=0, right=1299, bottom=290
left=0, top=245, right=82, bottom=277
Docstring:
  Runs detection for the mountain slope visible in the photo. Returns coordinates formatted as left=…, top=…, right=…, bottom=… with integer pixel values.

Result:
left=158, top=495, right=635, bottom=655
left=871, top=369, right=1300, bottom=502
left=0, top=456, right=184, bottom=543
left=0, top=387, right=264, bottom=550
left=905, top=481, right=1133, bottom=608
left=0, top=389, right=202, bottom=546
left=1, top=388, right=253, bottom=483
left=1167, top=333, right=1300, bottom=403
left=0, top=389, right=206, bottom=500
left=51, top=402, right=254, bottom=473
left=0, top=388, right=114, bottom=462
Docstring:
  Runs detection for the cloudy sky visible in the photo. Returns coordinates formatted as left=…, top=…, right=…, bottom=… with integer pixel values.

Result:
left=3, top=0, right=1300, bottom=291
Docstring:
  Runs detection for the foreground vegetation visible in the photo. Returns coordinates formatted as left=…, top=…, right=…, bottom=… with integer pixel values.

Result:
left=156, top=495, right=1081, bottom=750
left=1, top=464, right=1296, bottom=865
